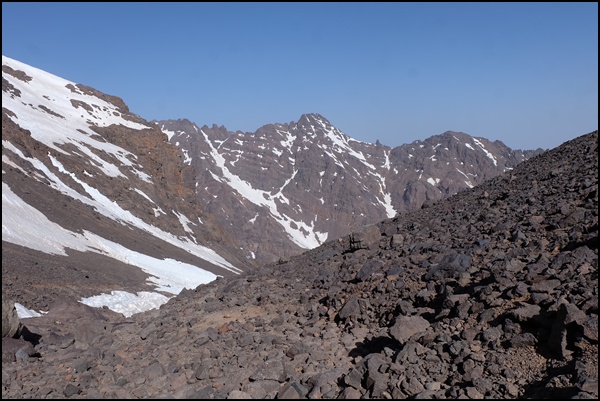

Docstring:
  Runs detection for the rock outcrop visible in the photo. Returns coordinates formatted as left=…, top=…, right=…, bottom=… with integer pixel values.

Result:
left=1, top=298, right=22, bottom=339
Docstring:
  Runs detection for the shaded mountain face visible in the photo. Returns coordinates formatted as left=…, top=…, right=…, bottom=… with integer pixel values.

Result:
left=159, top=116, right=542, bottom=265
left=3, top=125, right=597, bottom=398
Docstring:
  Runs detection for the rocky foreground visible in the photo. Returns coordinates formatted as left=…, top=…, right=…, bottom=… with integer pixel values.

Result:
left=2, top=131, right=598, bottom=399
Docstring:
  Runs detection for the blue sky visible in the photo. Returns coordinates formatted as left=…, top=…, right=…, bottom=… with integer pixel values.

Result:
left=2, top=2, right=598, bottom=150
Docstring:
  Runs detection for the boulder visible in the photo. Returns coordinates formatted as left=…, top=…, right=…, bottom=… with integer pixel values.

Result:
left=2, top=298, right=22, bottom=338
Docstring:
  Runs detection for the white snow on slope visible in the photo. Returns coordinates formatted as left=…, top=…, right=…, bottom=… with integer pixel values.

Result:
left=472, top=138, right=498, bottom=166
left=3, top=140, right=239, bottom=273
left=318, top=126, right=396, bottom=218
left=2, top=55, right=242, bottom=318
left=427, top=177, right=441, bottom=186
left=2, top=55, right=150, bottom=180
left=464, top=138, right=498, bottom=167
left=2, top=182, right=219, bottom=317
left=14, top=303, right=45, bottom=318
left=200, top=128, right=327, bottom=248
left=455, top=168, right=474, bottom=188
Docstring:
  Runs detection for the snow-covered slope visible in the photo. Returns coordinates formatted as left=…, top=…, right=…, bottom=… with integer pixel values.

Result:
left=2, top=55, right=247, bottom=317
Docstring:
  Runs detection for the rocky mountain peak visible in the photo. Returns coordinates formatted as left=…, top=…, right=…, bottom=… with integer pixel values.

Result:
left=298, top=112, right=331, bottom=126
left=160, top=112, right=545, bottom=265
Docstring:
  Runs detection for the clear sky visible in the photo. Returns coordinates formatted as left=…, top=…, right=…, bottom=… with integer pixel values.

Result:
left=2, top=2, right=598, bottom=150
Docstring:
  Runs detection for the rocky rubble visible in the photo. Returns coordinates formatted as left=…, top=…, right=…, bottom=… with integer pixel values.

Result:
left=2, top=130, right=597, bottom=399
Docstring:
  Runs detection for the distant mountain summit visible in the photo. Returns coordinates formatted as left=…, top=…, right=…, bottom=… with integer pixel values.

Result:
left=159, top=114, right=543, bottom=264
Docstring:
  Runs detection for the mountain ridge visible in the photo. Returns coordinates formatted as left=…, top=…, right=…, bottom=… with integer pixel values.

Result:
left=3, top=54, right=544, bottom=316
left=159, top=114, right=543, bottom=264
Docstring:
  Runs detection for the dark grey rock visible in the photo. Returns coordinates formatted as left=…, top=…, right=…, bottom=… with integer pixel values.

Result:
left=338, top=297, right=361, bottom=321
left=389, top=315, right=431, bottom=344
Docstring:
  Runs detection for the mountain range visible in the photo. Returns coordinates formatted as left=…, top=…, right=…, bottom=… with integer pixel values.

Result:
left=2, top=54, right=544, bottom=318
left=159, top=115, right=542, bottom=265
left=2, top=55, right=598, bottom=399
